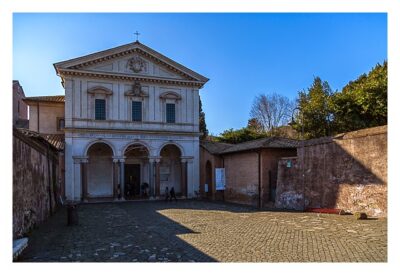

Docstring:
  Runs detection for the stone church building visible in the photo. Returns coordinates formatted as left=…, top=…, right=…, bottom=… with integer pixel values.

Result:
left=53, top=40, right=208, bottom=202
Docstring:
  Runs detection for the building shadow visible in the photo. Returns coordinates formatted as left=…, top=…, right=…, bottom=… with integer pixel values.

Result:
left=16, top=200, right=262, bottom=262
left=275, top=126, right=387, bottom=217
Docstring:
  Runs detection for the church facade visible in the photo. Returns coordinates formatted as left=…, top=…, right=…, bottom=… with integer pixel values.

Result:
left=54, top=41, right=208, bottom=202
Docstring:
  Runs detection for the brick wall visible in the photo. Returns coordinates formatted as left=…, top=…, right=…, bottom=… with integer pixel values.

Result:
left=13, top=129, right=60, bottom=239
left=275, top=126, right=387, bottom=217
left=224, top=151, right=259, bottom=206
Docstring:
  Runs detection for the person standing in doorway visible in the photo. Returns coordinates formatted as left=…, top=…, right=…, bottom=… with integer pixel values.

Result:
left=170, top=187, right=177, bottom=202
left=165, top=186, right=170, bottom=201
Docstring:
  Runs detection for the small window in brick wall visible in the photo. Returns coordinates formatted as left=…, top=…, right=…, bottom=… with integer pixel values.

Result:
left=57, top=118, right=65, bottom=131
left=95, top=99, right=106, bottom=120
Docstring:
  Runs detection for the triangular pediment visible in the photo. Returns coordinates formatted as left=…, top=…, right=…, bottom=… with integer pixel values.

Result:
left=54, top=41, right=209, bottom=83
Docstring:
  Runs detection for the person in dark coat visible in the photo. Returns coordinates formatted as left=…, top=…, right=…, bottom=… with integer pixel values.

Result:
left=165, top=186, right=170, bottom=201
left=170, top=187, right=177, bottom=202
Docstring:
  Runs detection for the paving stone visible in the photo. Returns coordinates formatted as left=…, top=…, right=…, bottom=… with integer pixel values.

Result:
left=148, top=254, right=156, bottom=261
left=16, top=200, right=387, bottom=262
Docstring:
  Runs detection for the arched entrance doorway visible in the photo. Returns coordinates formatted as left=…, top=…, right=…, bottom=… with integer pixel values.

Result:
left=123, top=144, right=150, bottom=199
left=205, top=160, right=213, bottom=198
left=159, top=144, right=184, bottom=197
left=86, top=142, right=114, bottom=198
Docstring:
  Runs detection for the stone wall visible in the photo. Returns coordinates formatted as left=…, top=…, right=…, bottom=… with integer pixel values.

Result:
left=13, top=129, right=60, bottom=239
left=260, top=148, right=297, bottom=207
left=275, top=126, right=387, bottom=217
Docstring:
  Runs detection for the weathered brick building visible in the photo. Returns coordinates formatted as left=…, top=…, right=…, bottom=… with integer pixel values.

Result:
left=275, top=125, right=387, bottom=217
left=23, top=95, right=65, bottom=135
left=13, top=80, right=28, bottom=128
left=200, top=138, right=298, bottom=207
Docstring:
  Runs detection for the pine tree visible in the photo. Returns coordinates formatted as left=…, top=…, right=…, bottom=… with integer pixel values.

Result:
left=199, top=96, right=208, bottom=140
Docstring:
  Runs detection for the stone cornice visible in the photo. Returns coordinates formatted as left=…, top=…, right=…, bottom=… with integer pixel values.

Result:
left=64, top=127, right=202, bottom=137
left=72, top=117, right=195, bottom=126
left=58, top=68, right=205, bottom=88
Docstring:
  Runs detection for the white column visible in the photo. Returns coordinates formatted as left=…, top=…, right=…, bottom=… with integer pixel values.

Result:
left=64, top=137, right=73, bottom=201
left=187, top=159, right=194, bottom=198
left=112, top=157, right=119, bottom=200
left=192, top=139, right=200, bottom=196
left=73, top=157, right=82, bottom=201
left=64, top=78, right=73, bottom=128
left=148, top=157, right=161, bottom=197
left=148, top=86, right=155, bottom=122
left=81, top=80, right=88, bottom=119
left=74, top=79, right=81, bottom=118
left=148, top=158, right=154, bottom=197
left=112, top=83, right=119, bottom=120
left=120, top=158, right=125, bottom=199
left=193, top=89, right=200, bottom=127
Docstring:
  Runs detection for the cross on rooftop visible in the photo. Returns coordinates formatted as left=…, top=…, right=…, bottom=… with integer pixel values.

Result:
left=134, top=31, right=140, bottom=41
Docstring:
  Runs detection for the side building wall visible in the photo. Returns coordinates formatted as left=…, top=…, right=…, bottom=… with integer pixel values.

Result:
left=260, top=148, right=297, bottom=206
left=199, top=147, right=224, bottom=200
left=13, top=129, right=60, bottom=239
left=275, top=126, right=387, bottom=217
left=29, top=103, right=65, bottom=134
left=224, top=151, right=259, bottom=206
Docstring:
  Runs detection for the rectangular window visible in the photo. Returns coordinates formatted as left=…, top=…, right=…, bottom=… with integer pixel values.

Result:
left=132, top=101, right=142, bottom=121
left=166, top=103, right=175, bottom=123
left=95, top=99, right=106, bottom=120
left=57, top=117, right=65, bottom=131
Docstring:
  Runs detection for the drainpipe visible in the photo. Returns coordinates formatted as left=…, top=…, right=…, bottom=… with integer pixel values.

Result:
left=258, top=150, right=262, bottom=210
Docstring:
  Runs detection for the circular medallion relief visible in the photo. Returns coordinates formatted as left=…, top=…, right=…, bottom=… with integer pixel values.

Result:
left=127, top=54, right=145, bottom=73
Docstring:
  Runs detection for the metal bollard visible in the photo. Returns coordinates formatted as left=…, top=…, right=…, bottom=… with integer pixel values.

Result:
left=67, top=203, right=78, bottom=226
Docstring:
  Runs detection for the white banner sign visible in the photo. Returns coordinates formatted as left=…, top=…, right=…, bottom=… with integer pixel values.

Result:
left=215, top=168, right=226, bottom=190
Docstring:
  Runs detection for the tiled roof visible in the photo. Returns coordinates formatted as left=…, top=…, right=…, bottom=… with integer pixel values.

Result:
left=16, top=128, right=65, bottom=151
left=200, top=140, right=234, bottom=154
left=220, top=137, right=299, bottom=154
left=23, top=95, right=65, bottom=103
left=201, top=137, right=299, bottom=155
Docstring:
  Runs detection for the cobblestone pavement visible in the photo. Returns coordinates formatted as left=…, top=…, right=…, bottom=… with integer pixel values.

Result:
left=18, top=200, right=387, bottom=262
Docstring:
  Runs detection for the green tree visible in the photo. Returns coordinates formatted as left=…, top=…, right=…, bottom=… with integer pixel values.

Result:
left=247, top=118, right=263, bottom=133
left=331, top=61, right=387, bottom=133
left=199, top=96, right=208, bottom=140
left=216, top=127, right=267, bottom=144
left=293, top=77, right=334, bottom=139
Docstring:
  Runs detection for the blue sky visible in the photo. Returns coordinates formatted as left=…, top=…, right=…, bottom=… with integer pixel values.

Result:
left=13, top=13, right=387, bottom=135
